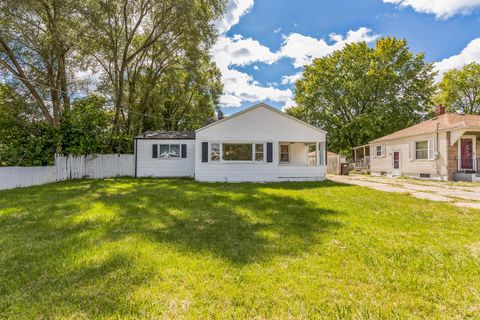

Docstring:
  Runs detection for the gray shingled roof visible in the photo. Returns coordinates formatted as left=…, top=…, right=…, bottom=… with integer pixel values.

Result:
left=135, top=130, right=195, bottom=139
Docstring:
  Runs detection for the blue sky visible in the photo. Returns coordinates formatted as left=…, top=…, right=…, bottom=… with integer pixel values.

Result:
left=212, top=0, right=480, bottom=115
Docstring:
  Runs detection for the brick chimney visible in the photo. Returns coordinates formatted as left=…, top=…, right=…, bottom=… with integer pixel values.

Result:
left=435, top=105, right=446, bottom=116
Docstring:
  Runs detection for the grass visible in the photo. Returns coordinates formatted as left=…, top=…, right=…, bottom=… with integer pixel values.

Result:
left=0, top=178, right=479, bottom=319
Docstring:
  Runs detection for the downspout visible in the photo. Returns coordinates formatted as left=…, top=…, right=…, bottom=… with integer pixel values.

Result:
left=134, top=138, right=138, bottom=178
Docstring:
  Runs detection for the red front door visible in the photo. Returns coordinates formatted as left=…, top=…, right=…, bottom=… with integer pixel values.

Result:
left=460, top=138, right=473, bottom=170
left=393, top=151, right=400, bottom=169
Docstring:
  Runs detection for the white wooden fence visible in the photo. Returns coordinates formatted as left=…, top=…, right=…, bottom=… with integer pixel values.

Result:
left=0, top=154, right=134, bottom=190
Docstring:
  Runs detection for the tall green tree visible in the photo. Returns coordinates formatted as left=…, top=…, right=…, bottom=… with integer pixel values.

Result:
left=126, top=54, right=223, bottom=136
left=0, top=0, right=79, bottom=126
left=78, top=0, right=225, bottom=151
left=436, top=62, right=480, bottom=114
left=289, top=37, right=436, bottom=155
left=0, top=0, right=226, bottom=158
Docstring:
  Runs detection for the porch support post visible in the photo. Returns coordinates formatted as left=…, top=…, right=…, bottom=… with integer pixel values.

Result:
left=316, top=142, right=320, bottom=166
left=364, top=146, right=367, bottom=167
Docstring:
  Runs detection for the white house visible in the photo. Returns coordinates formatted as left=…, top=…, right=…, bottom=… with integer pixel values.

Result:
left=134, top=103, right=327, bottom=182
left=355, top=106, right=480, bottom=181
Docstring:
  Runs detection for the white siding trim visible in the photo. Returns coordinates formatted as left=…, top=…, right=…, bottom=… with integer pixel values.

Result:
left=196, top=103, right=327, bottom=134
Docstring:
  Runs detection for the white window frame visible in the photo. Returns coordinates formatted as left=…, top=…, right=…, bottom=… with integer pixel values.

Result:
left=158, top=144, right=181, bottom=160
left=410, top=138, right=434, bottom=161
left=254, top=143, right=264, bottom=162
left=374, top=144, right=385, bottom=158
left=208, top=142, right=266, bottom=164
left=415, top=140, right=429, bottom=160
left=210, top=143, right=220, bottom=161
left=222, top=143, right=254, bottom=162
left=279, top=143, right=290, bottom=163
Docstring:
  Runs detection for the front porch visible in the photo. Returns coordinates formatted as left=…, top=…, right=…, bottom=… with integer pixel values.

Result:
left=352, top=145, right=370, bottom=172
left=277, top=141, right=324, bottom=167
left=448, top=130, right=480, bottom=181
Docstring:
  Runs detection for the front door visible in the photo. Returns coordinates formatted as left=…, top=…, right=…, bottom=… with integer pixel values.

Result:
left=460, top=138, right=474, bottom=170
left=392, top=151, right=401, bottom=176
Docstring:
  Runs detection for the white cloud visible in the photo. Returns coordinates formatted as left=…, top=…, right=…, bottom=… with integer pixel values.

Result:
left=281, top=72, right=303, bottom=85
left=215, top=0, right=254, bottom=34
left=212, top=27, right=380, bottom=108
left=434, top=38, right=480, bottom=80
left=213, top=2, right=380, bottom=109
left=219, top=67, right=293, bottom=107
left=274, top=27, right=282, bottom=33
left=383, top=0, right=480, bottom=19
left=282, top=97, right=297, bottom=111
left=278, top=27, right=380, bottom=68
left=211, top=35, right=277, bottom=69
left=211, top=32, right=292, bottom=108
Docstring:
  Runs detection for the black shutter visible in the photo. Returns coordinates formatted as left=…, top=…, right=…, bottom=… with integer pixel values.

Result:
left=152, top=144, right=158, bottom=158
left=266, top=142, right=273, bottom=163
left=181, top=144, right=187, bottom=158
left=202, top=142, right=208, bottom=162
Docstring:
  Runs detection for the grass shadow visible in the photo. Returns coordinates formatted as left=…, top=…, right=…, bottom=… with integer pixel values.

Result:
left=0, top=178, right=343, bottom=318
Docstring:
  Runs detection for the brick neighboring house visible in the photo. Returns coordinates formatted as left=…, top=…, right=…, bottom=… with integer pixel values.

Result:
left=355, top=106, right=480, bottom=181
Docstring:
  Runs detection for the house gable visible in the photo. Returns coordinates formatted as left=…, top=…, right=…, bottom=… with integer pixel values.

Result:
left=196, top=103, right=326, bottom=141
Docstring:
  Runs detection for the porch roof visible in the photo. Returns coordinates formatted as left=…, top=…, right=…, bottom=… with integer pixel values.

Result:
left=370, top=113, right=480, bottom=144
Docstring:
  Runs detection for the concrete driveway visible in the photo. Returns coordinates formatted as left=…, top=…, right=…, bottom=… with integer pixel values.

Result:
left=329, top=174, right=480, bottom=209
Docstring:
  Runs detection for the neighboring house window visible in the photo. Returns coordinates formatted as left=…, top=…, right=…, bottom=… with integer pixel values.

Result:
left=222, top=143, right=253, bottom=161
left=376, top=145, right=382, bottom=157
left=159, top=144, right=180, bottom=159
left=255, top=144, right=264, bottom=161
left=211, top=143, right=220, bottom=161
left=280, top=144, right=290, bottom=163
left=415, top=141, right=428, bottom=160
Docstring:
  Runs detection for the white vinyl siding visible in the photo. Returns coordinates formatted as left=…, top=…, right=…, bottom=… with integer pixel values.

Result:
left=370, top=133, right=447, bottom=180
left=195, top=105, right=326, bottom=182
left=136, top=139, right=195, bottom=177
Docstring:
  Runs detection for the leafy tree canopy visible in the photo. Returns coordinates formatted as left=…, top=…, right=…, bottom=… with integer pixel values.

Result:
left=288, top=37, right=436, bottom=155
left=436, top=62, right=480, bottom=114
left=0, top=0, right=226, bottom=162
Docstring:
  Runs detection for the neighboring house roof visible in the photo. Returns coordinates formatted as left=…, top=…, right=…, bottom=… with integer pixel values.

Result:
left=370, top=113, right=480, bottom=144
left=135, top=131, right=195, bottom=140
left=195, top=102, right=327, bottom=134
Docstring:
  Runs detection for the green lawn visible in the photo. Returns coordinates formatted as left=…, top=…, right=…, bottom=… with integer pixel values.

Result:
left=0, top=178, right=479, bottom=319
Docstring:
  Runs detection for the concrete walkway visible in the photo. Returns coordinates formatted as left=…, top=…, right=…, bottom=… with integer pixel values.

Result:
left=329, top=174, right=480, bottom=209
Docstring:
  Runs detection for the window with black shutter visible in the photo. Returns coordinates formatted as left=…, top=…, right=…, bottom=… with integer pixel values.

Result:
left=266, top=142, right=273, bottom=163
left=152, top=144, right=158, bottom=158
left=202, top=142, right=208, bottom=162
left=181, top=144, right=187, bottom=158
